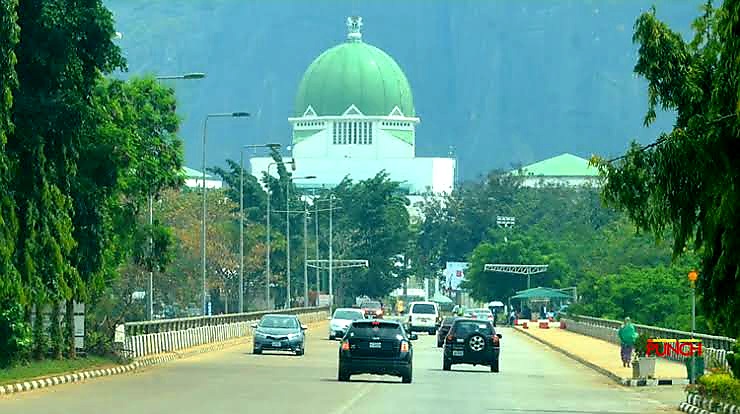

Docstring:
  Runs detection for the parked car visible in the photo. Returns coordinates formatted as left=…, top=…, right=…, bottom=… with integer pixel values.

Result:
left=406, top=301, right=440, bottom=335
left=469, top=308, right=495, bottom=323
left=329, top=308, right=365, bottom=340
left=443, top=318, right=501, bottom=372
left=338, top=319, right=417, bottom=383
left=360, top=300, right=384, bottom=319
left=252, top=314, right=307, bottom=356
left=436, top=316, right=457, bottom=348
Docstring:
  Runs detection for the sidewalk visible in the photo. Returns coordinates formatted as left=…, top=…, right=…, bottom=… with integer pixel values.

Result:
left=514, top=322, right=688, bottom=386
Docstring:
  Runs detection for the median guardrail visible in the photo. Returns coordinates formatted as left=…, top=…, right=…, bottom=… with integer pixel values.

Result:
left=122, top=306, right=330, bottom=359
left=562, top=314, right=735, bottom=369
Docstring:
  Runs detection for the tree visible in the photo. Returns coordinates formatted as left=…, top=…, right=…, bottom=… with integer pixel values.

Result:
left=591, top=1, right=740, bottom=336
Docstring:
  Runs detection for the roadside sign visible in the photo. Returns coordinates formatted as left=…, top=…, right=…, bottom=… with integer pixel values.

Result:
left=74, top=301, right=85, bottom=351
left=318, top=294, right=331, bottom=307
left=132, top=291, right=146, bottom=300
left=114, top=324, right=125, bottom=343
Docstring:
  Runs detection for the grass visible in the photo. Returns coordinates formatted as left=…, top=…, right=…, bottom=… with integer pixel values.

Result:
left=0, top=356, right=120, bottom=386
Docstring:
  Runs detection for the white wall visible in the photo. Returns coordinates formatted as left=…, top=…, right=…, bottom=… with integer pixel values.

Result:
left=184, top=178, right=223, bottom=189
left=291, top=121, right=414, bottom=160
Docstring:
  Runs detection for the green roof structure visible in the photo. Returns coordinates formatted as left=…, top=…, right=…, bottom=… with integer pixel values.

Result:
left=182, top=166, right=215, bottom=179
left=294, top=17, right=415, bottom=117
left=510, top=287, right=571, bottom=300
left=513, top=153, right=598, bottom=177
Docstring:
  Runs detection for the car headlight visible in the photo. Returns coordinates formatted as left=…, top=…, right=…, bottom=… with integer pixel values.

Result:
left=288, top=333, right=302, bottom=340
left=254, top=331, right=266, bottom=338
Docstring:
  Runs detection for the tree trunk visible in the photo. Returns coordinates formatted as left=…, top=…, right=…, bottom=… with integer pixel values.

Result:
left=65, top=300, right=76, bottom=358
left=48, top=301, right=63, bottom=359
left=32, top=302, right=46, bottom=359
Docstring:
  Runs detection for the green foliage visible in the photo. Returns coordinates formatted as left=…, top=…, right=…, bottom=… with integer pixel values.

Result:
left=691, top=372, right=740, bottom=405
left=727, top=341, right=740, bottom=379
left=634, top=333, right=650, bottom=357
left=0, top=300, right=31, bottom=368
left=591, top=1, right=740, bottom=337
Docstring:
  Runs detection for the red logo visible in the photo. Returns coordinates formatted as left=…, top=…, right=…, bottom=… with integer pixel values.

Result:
left=646, top=339, right=702, bottom=357
left=456, top=270, right=463, bottom=278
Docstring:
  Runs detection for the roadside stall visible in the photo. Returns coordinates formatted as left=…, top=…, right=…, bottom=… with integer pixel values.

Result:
left=509, top=287, right=571, bottom=325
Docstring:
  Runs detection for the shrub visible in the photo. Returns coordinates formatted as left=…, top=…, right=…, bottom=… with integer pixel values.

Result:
left=689, top=372, right=740, bottom=406
left=727, top=340, right=740, bottom=379
left=0, top=301, right=32, bottom=368
left=634, top=334, right=652, bottom=357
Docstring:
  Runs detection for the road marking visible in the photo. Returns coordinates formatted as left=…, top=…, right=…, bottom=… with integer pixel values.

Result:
left=329, top=382, right=375, bottom=414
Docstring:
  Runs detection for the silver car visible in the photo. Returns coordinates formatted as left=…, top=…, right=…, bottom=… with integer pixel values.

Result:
left=329, top=308, right=365, bottom=340
left=252, top=314, right=307, bottom=355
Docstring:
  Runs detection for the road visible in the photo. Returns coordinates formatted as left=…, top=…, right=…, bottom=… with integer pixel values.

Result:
left=1, top=322, right=683, bottom=414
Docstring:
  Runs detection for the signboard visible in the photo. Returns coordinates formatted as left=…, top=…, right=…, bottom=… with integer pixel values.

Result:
left=74, top=301, right=85, bottom=351
left=444, top=262, right=469, bottom=291
left=318, top=294, right=332, bottom=307
left=131, top=291, right=146, bottom=300
left=114, top=324, right=126, bottom=343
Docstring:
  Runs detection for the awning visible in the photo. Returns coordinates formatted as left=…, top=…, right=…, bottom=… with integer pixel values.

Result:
left=510, top=287, right=571, bottom=300
left=487, top=301, right=505, bottom=307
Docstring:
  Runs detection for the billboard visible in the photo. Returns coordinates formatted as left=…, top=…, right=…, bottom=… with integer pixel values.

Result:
left=444, top=262, right=469, bottom=291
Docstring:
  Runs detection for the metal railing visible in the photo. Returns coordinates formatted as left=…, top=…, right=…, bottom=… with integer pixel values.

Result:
left=565, top=314, right=736, bottom=351
left=124, top=306, right=330, bottom=336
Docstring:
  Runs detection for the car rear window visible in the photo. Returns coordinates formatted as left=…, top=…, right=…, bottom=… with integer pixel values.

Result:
left=363, top=301, right=381, bottom=309
left=349, top=322, right=403, bottom=339
left=411, top=303, right=436, bottom=314
left=452, top=320, right=493, bottom=336
left=260, top=316, right=299, bottom=329
left=333, top=310, right=364, bottom=320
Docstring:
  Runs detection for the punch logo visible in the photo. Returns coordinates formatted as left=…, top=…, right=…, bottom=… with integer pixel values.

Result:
left=646, top=338, right=702, bottom=357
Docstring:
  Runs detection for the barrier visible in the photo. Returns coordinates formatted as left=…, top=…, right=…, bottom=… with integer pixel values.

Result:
left=561, top=315, right=734, bottom=370
left=123, top=307, right=330, bottom=359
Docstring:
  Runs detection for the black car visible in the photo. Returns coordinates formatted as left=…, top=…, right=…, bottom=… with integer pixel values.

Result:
left=338, top=319, right=418, bottom=383
left=443, top=318, right=501, bottom=372
left=436, top=316, right=457, bottom=348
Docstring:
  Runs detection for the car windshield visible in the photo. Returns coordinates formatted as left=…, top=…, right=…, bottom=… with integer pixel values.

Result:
left=260, top=317, right=299, bottom=329
left=349, top=322, right=403, bottom=339
left=362, top=302, right=381, bottom=309
left=453, top=321, right=493, bottom=336
left=333, top=310, right=364, bottom=320
left=411, top=303, right=436, bottom=314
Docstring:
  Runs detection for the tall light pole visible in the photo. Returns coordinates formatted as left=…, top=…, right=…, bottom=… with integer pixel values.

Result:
left=146, top=72, right=206, bottom=320
left=265, top=159, right=295, bottom=310
left=688, top=270, right=698, bottom=337
left=314, top=189, right=320, bottom=302
left=329, top=194, right=335, bottom=308
left=240, top=143, right=281, bottom=313
left=304, top=206, right=309, bottom=307
left=202, top=111, right=250, bottom=315
left=286, top=175, right=316, bottom=308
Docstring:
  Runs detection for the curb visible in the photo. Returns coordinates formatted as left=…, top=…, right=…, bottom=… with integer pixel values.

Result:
left=678, top=393, right=740, bottom=414
left=1, top=320, right=325, bottom=397
left=513, top=327, right=686, bottom=387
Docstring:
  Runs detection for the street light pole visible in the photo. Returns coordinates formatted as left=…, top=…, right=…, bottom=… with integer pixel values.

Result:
left=314, top=189, right=319, bottom=301
left=265, top=160, right=295, bottom=310
left=304, top=206, right=309, bottom=307
left=202, top=112, right=249, bottom=315
left=148, top=72, right=206, bottom=320
left=329, top=195, right=334, bottom=308
left=285, top=175, right=316, bottom=308
left=240, top=144, right=280, bottom=313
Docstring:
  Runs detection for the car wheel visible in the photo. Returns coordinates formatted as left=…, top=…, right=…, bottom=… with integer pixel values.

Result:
left=329, top=334, right=335, bottom=340
left=296, top=348, right=304, bottom=356
left=443, top=358, right=452, bottom=371
left=253, top=346, right=262, bottom=355
left=338, top=367, right=350, bottom=382
left=491, top=358, right=499, bottom=373
left=402, top=365, right=413, bottom=383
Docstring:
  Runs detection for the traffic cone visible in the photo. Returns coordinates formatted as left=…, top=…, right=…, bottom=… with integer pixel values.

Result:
left=522, top=322, right=528, bottom=329
left=560, top=321, right=567, bottom=329
left=539, top=321, right=549, bottom=329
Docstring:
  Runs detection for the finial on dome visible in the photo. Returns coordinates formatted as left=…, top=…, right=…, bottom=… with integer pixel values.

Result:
left=346, top=16, right=363, bottom=42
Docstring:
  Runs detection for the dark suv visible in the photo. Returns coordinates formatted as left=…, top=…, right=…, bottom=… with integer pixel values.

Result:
left=338, top=320, right=417, bottom=383
left=436, top=316, right=457, bottom=348
left=443, top=318, right=501, bottom=372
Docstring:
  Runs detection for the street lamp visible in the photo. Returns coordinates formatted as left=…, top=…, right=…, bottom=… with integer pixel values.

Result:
left=286, top=175, right=316, bottom=308
left=202, top=112, right=250, bottom=316
left=144, top=73, right=205, bottom=321
left=688, top=270, right=699, bottom=337
left=239, top=143, right=281, bottom=313
left=265, top=159, right=296, bottom=310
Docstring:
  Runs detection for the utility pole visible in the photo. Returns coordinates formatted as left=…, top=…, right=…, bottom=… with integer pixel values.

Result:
left=329, top=195, right=334, bottom=308
left=304, top=206, right=309, bottom=307
left=315, top=189, right=320, bottom=302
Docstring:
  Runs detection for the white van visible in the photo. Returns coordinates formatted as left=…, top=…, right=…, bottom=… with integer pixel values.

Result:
left=406, top=301, right=440, bottom=335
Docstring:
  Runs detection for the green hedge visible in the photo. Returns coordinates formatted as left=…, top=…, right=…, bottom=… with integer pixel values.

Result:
left=688, top=372, right=740, bottom=406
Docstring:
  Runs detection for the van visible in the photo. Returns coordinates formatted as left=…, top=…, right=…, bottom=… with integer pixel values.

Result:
left=406, top=301, right=440, bottom=335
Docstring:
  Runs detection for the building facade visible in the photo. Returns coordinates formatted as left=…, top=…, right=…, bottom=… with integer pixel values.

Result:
left=510, top=153, right=601, bottom=188
left=249, top=17, right=455, bottom=199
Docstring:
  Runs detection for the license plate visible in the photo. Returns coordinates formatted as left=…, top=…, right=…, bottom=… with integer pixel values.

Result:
left=369, top=342, right=381, bottom=349
left=271, top=341, right=281, bottom=347
left=453, top=350, right=464, bottom=357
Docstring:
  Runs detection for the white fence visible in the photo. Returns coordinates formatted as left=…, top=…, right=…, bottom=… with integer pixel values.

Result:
left=123, top=308, right=328, bottom=359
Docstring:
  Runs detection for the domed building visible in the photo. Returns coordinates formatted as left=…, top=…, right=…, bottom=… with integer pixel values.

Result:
left=250, top=16, right=456, bottom=200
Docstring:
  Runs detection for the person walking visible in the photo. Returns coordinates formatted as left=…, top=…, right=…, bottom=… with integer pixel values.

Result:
left=618, top=317, right=638, bottom=367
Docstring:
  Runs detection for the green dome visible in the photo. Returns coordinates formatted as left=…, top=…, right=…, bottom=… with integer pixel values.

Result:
left=294, top=39, right=415, bottom=117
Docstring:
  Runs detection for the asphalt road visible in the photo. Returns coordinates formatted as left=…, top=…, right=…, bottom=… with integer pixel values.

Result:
left=0, top=322, right=683, bottom=414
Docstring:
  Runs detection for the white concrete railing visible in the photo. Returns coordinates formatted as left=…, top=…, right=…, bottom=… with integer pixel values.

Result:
left=562, top=317, right=731, bottom=370
left=123, top=309, right=328, bottom=359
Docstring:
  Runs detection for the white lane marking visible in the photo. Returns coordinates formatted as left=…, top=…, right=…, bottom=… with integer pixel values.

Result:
left=330, top=382, right=376, bottom=414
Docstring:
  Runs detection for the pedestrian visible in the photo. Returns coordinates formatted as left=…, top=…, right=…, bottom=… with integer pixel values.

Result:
left=509, top=309, right=516, bottom=326
left=618, top=317, right=638, bottom=368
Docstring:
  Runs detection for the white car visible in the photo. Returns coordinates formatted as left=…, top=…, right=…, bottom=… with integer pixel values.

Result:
left=328, top=308, right=365, bottom=340
left=406, top=301, right=440, bottom=335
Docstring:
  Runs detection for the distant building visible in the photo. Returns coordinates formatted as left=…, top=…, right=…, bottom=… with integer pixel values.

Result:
left=249, top=16, right=455, bottom=213
left=510, top=153, right=601, bottom=188
left=182, top=166, right=222, bottom=189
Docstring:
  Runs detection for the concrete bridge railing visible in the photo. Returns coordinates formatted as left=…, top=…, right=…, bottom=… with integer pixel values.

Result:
left=562, top=314, right=736, bottom=369
left=122, top=306, right=330, bottom=359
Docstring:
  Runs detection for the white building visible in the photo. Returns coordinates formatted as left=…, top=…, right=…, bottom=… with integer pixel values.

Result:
left=510, top=153, right=601, bottom=188
left=182, top=166, right=222, bottom=189
left=250, top=16, right=455, bottom=203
